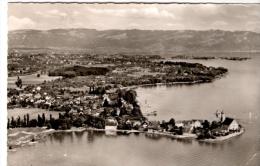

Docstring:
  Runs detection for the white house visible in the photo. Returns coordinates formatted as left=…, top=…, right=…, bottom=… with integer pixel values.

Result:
left=222, top=117, right=240, bottom=131
left=105, top=117, right=118, bottom=131
left=105, top=117, right=118, bottom=136
left=191, top=120, right=203, bottom=128
left=175, top=121, right=184, bottom=128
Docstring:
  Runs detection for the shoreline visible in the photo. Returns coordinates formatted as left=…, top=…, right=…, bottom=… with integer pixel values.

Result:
left=8, top=126, right=244, bottom=151
left=123, top=80, right=204, bottom=90
left=199, top=128, right=245, bottom=143
left=7, top=71, right=227, bottom=110
left=121, top=72, right=227, bottom=90
left=171, top=56, right=252, bottom=61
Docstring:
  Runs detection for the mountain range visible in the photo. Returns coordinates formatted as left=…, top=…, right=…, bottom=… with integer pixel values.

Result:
left=8, top=29, right=260, bottom=55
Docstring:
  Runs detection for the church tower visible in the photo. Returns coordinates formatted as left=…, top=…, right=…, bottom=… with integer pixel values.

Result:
left=220, top=111, right=226, bottom=122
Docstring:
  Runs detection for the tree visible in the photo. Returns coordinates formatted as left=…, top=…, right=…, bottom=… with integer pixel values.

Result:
left=119, top=107, right=127, bottom=117
left=160, top=120, right=168, bottom=131
left=59, top=119, right=70, bottom=130
left=48, top=114, right=54, bottom=129
left=123, top=90, right=137, bottom=104
left=15, top=76, right=23, bottom=88
left=210, top=120, right=220, bottom=130
left=7, top=89, right=20, bottom=97
left=111, top=108, right=118, bottom=117
left=96, top=120, right=105, bottom=129
left=73, top=117, right=83, bottom=128
left=117, top=98, right=123, bottom=107
left=42, top=113, right=46, bottom=126
left=177, top=126, right=183, bottom=135
left=37, top=114, right=43, bottom=127
left=168, top=118, right=175, bottom=127
left=29, top=119, right=38, bottom=127
left=132, top=106, right=142, bottom=117
left=103, top=98, right=109, bottom=107
left=11, top=116, right=16, bottom=128
left=17, top=116, right=21, bottom=127
left=61, top=105, right=71, bottom=113
left=51, top=119, right=61, bottom=130
left=59, top=113, right=63, bottom=119
left=63, top=71, right=76, bottom=78
left=202, top=120, right=210, bottom=129
left=26, top=114, right=30, bottom=126
left=7, top=118, right=10, bottom=129
left=23, top=115, right=27, bottom=127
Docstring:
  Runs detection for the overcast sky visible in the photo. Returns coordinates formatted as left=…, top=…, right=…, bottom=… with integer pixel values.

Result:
left=8, top=3, right=260, bottom=32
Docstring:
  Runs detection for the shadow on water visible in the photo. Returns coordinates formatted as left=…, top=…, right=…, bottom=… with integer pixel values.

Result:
left=144, top=133, right=162, bottom=141
left=175, top=138, right=193, bottom=144
left=50, top=131, right=74, bottom=144
left=86, top=130, right=105, bottom=143
left=50, top=132, right=65, bottom=144
left=48, top=130, right=203, bottom=146
left=143, top=133, right=193, bottom=145
left=66, top=132, right=74, bottom=143
left=74, top=131, right=84, bottom=141
left=116, top=131, right=131, bottom=137
left=87, top=130, right=95, bottom=143
left=49, top=130, right=98, bottom=143
left=48, top=130, right=196, bottom=145
left=197, top=135, right=243, bottom=150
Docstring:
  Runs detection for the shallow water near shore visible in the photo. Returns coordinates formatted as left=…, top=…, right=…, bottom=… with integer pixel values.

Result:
left=8, top=56, right=260, bottom=166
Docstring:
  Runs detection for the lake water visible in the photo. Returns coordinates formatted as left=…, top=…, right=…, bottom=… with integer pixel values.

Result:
left=8, top=57, right=260, bottom=166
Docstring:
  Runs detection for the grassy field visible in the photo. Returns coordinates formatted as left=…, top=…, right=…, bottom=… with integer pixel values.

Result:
left=8, top=108, right=62, bottom=120
left=8, top=74, right=60, bottom=89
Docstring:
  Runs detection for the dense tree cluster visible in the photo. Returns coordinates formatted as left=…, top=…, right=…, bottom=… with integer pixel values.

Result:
left=8, top=113, right=46, bottom=128
left=49, top=65, right=110, bottom=78
left=102, top=89, right=143, bottom=118
left=8, top=110, right=106, bottom=130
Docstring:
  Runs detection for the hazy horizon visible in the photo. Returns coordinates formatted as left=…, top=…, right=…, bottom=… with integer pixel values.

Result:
left=8, top=28, right=260, bottom=33
left=8, top=3, right=260, bottom=32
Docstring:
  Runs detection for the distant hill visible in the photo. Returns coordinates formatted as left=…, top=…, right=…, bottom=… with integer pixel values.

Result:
left=8, top=29, right=260, bottom=56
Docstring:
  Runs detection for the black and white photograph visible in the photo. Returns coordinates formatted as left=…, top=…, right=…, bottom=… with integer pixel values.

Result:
left=3, top=1, right=260, bottom=166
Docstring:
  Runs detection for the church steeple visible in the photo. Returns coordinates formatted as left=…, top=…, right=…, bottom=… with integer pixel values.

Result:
left=216, top=110, right=226, bottom=122
left=216, top=110, right=221, bottom=119
left=220, top=110, right=226, bottom=122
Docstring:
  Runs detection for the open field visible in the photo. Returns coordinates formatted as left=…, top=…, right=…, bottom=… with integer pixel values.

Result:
left=8, top=74, right=60, bottom=89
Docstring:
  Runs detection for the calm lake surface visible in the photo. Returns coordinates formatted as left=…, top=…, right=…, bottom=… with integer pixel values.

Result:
left=8, top=57, right=260, bottom=166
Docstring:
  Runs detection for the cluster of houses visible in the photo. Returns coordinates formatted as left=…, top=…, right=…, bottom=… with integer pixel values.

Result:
left=210, top=111, right=241, bottom=136
left=8, top=79, right=241, bottom=140
left=103, top=108, right=241, bottom=139
left=7, top=50, right=236, bottom=140
left=8, top=84, right=103, bottom=113
left=101, top=96, right=241, bottom=139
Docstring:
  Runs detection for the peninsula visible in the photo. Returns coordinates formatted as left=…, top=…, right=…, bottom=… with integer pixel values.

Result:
left=8, top=52, right=243, bottom=150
